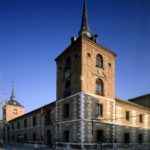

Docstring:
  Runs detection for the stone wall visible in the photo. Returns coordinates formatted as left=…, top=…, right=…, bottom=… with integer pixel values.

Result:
left=56, top=92, right=150, bottom=146
left=83, top=93, right=150, bottom=143
left=56, top=93, right=82, bottom=143
left=56, top=143, right=150, bottom=150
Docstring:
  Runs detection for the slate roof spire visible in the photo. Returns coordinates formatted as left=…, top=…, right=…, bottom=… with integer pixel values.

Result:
left=79, top=0, right=97, bottom=41
left=80, top=0, right=89, bottom=33
left=10, top=86, right=16, bottom=100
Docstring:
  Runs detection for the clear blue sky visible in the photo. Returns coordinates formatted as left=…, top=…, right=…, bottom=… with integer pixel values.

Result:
left=0, top=0, right=150, bottom=113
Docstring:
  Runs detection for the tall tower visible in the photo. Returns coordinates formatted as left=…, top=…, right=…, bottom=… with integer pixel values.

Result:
left=56, top=0, right=116, bottom=100
left=3, top=87, right=25, bottom=122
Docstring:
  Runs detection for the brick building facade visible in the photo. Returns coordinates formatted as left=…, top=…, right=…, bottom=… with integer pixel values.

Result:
left=2, top=0, right=150, bottom=149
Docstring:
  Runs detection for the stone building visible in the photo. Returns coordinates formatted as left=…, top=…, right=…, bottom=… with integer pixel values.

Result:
left=3, top=0, right=150, bottom=149
left=5, top=102, right=55, bottom=146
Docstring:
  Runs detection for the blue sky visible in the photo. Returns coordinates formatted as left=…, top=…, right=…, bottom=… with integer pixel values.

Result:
left=0, top=0, right=150, bottom=113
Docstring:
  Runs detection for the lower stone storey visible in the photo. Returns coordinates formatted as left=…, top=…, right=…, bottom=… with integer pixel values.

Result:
left=5, top=125, right=55, bottom=147
left=56, top=143, right=150, bottom=150
left=5, top=120, right=150, bottom=146
left=56, top=121, right=150, bottom=144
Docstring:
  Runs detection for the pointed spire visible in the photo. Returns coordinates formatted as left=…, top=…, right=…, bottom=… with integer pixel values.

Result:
left=79, top=0, right=95, bottom=39
left=80, top=0, right=89, bottom=32
left=10, top=86, right=16, bottom=100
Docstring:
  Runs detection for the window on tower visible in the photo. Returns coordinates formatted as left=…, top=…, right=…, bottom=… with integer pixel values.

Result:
left=64, top=57, right=71, bottom=97
left=96, top=54, right=103, bottom=68
left=96, top=78, right=104, bottom=96
left=64, top=57, right=71, bottom=80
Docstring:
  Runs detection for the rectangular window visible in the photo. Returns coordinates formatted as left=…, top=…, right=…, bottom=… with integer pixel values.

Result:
left=124, top=133, right=130, bottom=143
left=63, top=130, right=70, bottom=142
left=96, top=103, right=103, bottom=117
left=96, top=130, right=104, bottom=143
left=24, top=119, right=27, bottom=128
left=11, top=123, right=14, bottom=130
left=45, top=112, right=51, bottom=126
left=125, top=111, right=130, bottom=121
left=33, top=132, right=36, bottom=141
left=33, top=116, right=37, bottom=127
left=138, top=134, right=143, bottom=143
left=17, top=122, right=20, bottom=129
left=139, top=114, right=143, bottom=123
left=63, top=103, right=70, bottom=118
left=24, top=133, right=27, bottom=142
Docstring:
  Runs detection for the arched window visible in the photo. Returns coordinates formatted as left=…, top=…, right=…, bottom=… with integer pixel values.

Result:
left=96, top=78, right=104, bottom=96
left=96, top=54, right=103, bottom=68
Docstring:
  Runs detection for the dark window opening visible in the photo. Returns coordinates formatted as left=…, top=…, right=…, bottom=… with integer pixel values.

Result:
left=124, top=133, right=130, bottom=143
left=17, top=134, right=20, bottom=143
left=64, top=57, right=71, bottom=70
left=7, top=126, right=10, bottom=131
left=63, top=103, right=70, bottom=119
left=138, top=134, right=143, bottom=144
left=33, top=132, right=36, bottom=141
left=64, top=57, right=72, bottom=97
left=24, top=133, right=27, bottom=142
left=139, top=114, right=143, bottom=123
left=64, top=80, right=71, bottom=97
left=11, top=123, right=14, bottom=130
left=96, top=103, right=103, bottom=117
left=96, top=54, right=103, bottom=68
left=96, top=78, right=104, bottom=96
left=63, top=130, right=70, bottom=142
left=45, top=111, right=51, bottom=126
left=96, top=130, right=104, bottom=143
left=11, top=135, right=15, bottom=141
left=125, top=111, right=130, bottom=121
left=17, top=122, right=20, bottom=129
left=24, top=119, right=27, bottom=128
left=33, top=116, right=37, bottom=127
